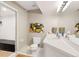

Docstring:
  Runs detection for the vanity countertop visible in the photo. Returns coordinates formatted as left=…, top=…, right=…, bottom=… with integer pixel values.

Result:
left=43, top=37, right=79, bottom=57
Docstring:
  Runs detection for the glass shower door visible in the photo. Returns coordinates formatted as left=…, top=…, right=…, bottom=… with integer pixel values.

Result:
left=0, top=3, right=16, bottom=52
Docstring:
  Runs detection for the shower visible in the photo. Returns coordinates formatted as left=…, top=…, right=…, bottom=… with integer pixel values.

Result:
left=0, top=2, right=17, bottom=52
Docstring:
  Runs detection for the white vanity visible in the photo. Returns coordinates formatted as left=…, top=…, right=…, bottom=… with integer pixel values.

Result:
left=43, top=33, right=79, bottom=57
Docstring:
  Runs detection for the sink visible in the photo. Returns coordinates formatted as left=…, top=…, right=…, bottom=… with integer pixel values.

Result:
left=43, top=35, right=79, bottom=57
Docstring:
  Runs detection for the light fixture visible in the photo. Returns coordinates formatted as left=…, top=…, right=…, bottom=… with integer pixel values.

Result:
left=57, top=1, right=71, bottom=13
left=57, top=1, right=63, bottom=12
left=62, top=1, right=71, bottom=12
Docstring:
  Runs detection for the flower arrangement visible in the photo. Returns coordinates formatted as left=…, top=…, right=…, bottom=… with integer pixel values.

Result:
left=30, top=23, right=44, bottom=33
left=75, top=23, right=79, bottom=32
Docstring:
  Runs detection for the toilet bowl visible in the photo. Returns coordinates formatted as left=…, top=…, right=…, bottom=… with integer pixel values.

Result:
left=30, top=37, right=41, bottom=50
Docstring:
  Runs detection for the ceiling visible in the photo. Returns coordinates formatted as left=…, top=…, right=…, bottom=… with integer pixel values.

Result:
left=16, top=1, right=39, bottom=11
left=36, top=1, right=58, bottom=16
left=15, top=1, right=79, bottom=16
left=63, top=1, right=79, bottom=14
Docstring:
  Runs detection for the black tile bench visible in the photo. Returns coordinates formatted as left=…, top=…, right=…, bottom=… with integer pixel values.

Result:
left=0, top=39, right=15, bottom=52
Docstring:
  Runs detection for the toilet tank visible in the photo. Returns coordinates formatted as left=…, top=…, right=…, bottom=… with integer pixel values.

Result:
left=33, top=37, right=41, bottom=44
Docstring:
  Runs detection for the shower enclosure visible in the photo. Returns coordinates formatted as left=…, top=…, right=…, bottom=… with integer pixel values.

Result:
left=0, top=2, right=16, bottom=52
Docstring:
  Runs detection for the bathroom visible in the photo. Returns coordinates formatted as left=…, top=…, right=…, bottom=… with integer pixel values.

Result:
left=0, top=1, right=79, bottom=57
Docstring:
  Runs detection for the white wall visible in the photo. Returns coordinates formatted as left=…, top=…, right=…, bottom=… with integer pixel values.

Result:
left=58, top=12, right=79, bottom=33
left=0, top=15, right=15, bottom=41
left=28, top=13, right=58, bottom=45
left=28, top=12, right=79, bottom=45
left=4, top=2, right=28, bottom=51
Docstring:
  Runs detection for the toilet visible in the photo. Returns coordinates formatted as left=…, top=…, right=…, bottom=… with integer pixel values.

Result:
left=30, top=37, right=41, bottom=51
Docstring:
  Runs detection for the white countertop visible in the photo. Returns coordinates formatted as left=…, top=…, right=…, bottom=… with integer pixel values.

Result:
left=69, top=38, right=79, bottom=46
left=43, top=37, right=79, bottom=57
